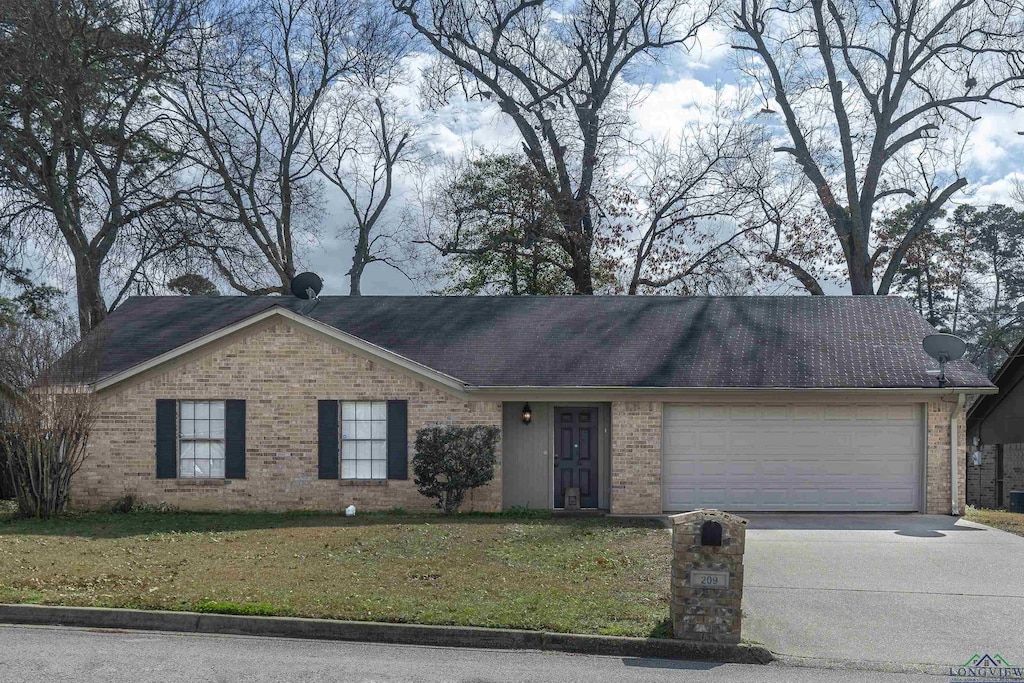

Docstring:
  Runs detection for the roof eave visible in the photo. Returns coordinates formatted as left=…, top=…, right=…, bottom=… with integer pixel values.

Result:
left=91, top=306, right=470, bottom=397
left=468, top=385, right=997, bottom=396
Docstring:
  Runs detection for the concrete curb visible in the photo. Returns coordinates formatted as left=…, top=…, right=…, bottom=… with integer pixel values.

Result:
left=0, top=604, right=772, bottom=665
left=770, top=653, right=947, bottom=676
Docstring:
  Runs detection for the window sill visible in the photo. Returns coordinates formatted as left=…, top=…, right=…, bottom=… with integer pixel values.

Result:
left=339, top=479, right=388, bottom=487
left=174, top=478, right=229, bottom=486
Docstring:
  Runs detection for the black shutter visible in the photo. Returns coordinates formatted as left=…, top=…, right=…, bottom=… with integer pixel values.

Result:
left=224, top=400, right=246, bottom=479
left=318, top=400, right=339, bottom=479
left=387, top=400, right=408, bottom=480
left=155, top=399, right=177, bottom=479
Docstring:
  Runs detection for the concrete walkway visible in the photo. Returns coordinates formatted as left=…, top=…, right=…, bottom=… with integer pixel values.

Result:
left=742, top=514, right=1024, bottom=672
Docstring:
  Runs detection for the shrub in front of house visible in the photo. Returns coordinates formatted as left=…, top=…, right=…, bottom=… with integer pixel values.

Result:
left=413, top=425, right=500, bottom=515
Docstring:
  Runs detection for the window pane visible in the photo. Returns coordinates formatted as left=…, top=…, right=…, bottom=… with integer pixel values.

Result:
left=195, top=441, right=211, bottom=459
left=194, top=420, right=210, bottom=438
left=180, top=419, right=195, bottom=438
left=195, top=402, right=210, bottom=419
left=356, top=461, right=371, bottom=479
left=180, top=459, right=195, bottom=478
left=355, top=402, right=371, bottom=420
left=210, top=460, right=225, bottom=478
left=356, top=441, right=371, bottom=460
left=180, top=441, right=195, bottom=459
left=341, top=460, right=356, bottom=479
left=371, top=461, right=386, bottom=479
left=194, top=459, right=209, bottom=477
left=370, top=421, right=386, bottom=440
left=210, top=442, right=225, bottom=461
left=341, top=402, right=355, bottom=420
left=371, top=441, right=385, bottom=460
left=341, top=420, right=356, bottom=440
left=181, top=402, right=195, bottom=419
left=209, top=401, right=225, bottom=420
left=210, top=418, right=224, bottom=439
left=371, top=402, right=386, bottom=420
left=355, top=422, right=371, bottom=440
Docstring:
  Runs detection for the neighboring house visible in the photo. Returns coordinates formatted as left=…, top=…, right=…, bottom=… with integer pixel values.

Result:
left=66, top=296, right=993, bottom=515
left=967, top=336, right=1024, bottom=509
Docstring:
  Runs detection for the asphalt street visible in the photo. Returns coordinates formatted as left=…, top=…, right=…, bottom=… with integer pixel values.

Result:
left=0, top=624, right=949, bottom=682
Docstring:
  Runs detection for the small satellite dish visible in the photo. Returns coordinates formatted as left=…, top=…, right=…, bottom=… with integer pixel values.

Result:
left=922, top=333, right=967, bottom=387
left=290, top=272, right=323, bottom=300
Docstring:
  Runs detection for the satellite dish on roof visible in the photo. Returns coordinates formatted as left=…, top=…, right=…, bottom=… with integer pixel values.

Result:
left=923, top=333, right=966, bottom=387
left=290, top=272, right=323, bottom=300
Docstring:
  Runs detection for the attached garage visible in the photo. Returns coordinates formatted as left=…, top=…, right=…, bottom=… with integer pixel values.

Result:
left=662, top=403, right=925, bottom=512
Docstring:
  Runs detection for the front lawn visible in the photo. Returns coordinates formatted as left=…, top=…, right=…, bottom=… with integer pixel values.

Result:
left=0, top=509, right=672, bottom=637
left=965, top=506, right=1024, bottom=537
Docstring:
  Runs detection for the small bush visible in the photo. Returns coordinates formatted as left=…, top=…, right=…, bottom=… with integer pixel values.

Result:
left=109, top=495, right=136, bottom=514
left=413, top=425, right=500, bottom=515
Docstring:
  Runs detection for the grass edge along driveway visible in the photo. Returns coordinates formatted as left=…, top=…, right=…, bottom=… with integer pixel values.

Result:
left=0, top=510, right=673, bottom=638
left=964, top=506, right=1024, bottom=537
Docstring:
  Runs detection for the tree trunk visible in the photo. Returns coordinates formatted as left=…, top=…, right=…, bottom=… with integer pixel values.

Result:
left=847, top=251, right=875, bottom=295
left=349, top=262, right=364, bottom=296
left=565, top=227, right=594, bottom=295
left=74, top=254, right=108, bottom=336
left=349, top=230, right=369, bottom=296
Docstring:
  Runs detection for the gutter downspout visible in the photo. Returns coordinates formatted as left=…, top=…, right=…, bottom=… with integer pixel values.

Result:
left=951, top=393, right=965, bottom=516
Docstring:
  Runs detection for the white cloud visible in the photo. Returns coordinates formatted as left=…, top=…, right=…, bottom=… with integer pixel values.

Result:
left=628, top=77, right=738, bottom=139
left=967, top=172, right=1024, bottom=208
left=963, top=104, right=1024, bottom=174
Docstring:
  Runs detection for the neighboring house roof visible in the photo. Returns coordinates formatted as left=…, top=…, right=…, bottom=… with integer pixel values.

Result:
left=76, top=295, right=994, bottom=391
left=967, top=334, right=1024, bottom=437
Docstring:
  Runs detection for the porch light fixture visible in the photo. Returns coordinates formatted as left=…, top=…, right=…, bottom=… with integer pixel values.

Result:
left=521, top=403, right=533, bottom=425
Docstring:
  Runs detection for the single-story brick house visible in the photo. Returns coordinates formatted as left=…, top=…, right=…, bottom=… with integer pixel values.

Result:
left=967, top=335, right=1024, bottom=509
left=68, top=295, right=993, bottom=515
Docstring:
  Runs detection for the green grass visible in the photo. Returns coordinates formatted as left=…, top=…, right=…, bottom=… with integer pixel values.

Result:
left=965, top=506, right=1024, bottom=537
left=0, top=509, right=671, bottom=637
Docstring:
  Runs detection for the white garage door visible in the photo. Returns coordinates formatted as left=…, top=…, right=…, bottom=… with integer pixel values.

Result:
left=662, top=404, right=923, bottom=512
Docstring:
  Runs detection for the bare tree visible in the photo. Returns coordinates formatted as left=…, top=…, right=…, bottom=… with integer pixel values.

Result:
left=0, top=0, right=205, bottom=334
left=732, top=0, right=1024, bottom=294
left=602, top=96, right=767, bottom=294
left=167, top=0, right=378, bottom=295
left=313, top=11, right=418, bottom=295
left=0, top=319, right=101, bottom=518
left=394, top=0, right=721, bottom=294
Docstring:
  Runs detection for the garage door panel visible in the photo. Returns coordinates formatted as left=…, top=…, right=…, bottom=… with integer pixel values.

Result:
left=823, top=406, right=855, bottom=420
left=662, top=403, right=922, bottom=512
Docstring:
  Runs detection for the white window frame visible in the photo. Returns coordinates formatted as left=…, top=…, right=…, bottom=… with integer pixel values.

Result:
left=178, top=400, right=226, bottom=479
left=340, top=401, right=388, bottom=480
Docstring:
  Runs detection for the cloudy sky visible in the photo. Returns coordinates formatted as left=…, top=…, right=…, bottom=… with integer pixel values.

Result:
left=302, top=22, right=1024, bottom=297
left=16, top=19, right=1022, bottom=309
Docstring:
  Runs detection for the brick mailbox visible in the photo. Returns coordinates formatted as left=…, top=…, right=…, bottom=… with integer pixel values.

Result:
left=670, top=509, right=748, bottom=643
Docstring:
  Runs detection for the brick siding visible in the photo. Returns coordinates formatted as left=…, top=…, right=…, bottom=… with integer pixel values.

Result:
left=74, top=318, right=502, bottom=512
left=926, top=399, right=967, bottom=515
left=610, top=401, right=662, bottom=514
left=967, top=442, right=1024, bottom=509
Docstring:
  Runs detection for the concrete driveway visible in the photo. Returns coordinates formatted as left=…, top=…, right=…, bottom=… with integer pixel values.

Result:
left=742, top=514, right=1024, bottom=672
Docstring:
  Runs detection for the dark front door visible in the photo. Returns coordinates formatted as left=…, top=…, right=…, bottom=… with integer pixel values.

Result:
left=554, top=407, right=598, bottom=508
